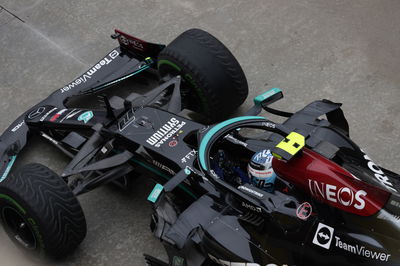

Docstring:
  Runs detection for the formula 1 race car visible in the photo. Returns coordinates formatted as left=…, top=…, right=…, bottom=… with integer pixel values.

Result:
left=0, top=29, right=399, bottom=266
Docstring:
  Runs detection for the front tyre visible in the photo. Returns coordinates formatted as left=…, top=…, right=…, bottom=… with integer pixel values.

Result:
left=158, top=28, right=248, bottom=122
left=0, top=163, right=86, bottom=259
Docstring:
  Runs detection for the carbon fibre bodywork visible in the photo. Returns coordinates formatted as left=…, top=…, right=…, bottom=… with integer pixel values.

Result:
left=0, top=30, right=399, bottom=266
left=150, top=113, right=400, bottom=266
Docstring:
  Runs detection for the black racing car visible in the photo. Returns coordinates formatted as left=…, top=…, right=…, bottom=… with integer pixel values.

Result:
left=0, top=29, right=399, bottom=266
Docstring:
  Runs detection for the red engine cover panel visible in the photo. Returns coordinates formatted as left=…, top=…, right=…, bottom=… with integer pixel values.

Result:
left=272, top=148, right=390, bottom=216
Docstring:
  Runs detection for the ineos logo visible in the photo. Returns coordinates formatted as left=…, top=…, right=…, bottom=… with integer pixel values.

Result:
left=28, top=107, right=46, bottom=119
left=337, top=187, right=354, bottom=206
left=308, top=180, right=366, bottom=210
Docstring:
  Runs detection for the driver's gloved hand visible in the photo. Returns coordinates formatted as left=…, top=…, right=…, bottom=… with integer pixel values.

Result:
left=233, top=166, right=250, bottom=184
left=216, top=150, right=226, bottom=168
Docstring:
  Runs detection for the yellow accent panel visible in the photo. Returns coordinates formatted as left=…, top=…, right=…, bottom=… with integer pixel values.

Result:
left=272, top=153, right=282, bottom=159
left=276, top=132, right=305, bottom=155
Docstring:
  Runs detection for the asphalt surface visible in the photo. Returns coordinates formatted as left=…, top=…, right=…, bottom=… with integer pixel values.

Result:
left=0, top=1, right=399, bottom=265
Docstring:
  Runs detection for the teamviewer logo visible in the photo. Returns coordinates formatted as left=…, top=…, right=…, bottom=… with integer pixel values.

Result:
left=312, top=223, right=334, bottom=249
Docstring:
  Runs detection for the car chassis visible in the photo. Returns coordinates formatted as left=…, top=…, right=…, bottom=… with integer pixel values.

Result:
left=0, top=30, right=399, bottom=266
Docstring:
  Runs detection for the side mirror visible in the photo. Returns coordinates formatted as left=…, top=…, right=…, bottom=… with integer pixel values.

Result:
left=253, top=88, right=283, bottom=108
left=246, top=88, right=284, bottom=116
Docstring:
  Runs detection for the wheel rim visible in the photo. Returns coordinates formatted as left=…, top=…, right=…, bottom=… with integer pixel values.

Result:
left=2, top=206, right=37, bottom=250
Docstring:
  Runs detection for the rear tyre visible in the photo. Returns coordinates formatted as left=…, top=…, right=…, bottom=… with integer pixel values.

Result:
left=158, top=28, right=248, bottom=122
left=0, top=163, right=86, bottom=259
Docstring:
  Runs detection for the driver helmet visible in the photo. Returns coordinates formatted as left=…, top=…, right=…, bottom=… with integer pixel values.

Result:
left=248, top=149, right=277, bottom=192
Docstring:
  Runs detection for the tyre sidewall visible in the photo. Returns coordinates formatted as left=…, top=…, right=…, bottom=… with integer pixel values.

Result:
left=0, top=163, right=87, bottom=259
left=158, top=56, right=210, bottom=115
left=158, top=29, right=248, bottom=122
left=0, top=188, right=46, bottom=256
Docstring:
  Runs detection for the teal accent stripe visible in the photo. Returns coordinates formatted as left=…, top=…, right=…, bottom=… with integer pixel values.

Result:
left=0, top=155, right=17, bottom=183
left=199, top=116, right=266, bottom=171
left=130, top=158, right=197, bottom=200
left=91, top=64, right=150, bottom=92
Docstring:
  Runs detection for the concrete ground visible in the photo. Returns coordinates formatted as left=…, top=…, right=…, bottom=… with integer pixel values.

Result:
left=0, top=0, right=399, bottom=265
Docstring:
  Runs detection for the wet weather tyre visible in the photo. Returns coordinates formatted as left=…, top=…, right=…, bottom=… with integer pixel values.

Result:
left=0, top=163, right=86, bottom=259
left=158, top=28, right=248, bottom=122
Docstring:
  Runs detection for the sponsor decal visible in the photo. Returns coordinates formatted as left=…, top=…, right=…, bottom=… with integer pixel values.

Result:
left=49, top=109, right=67, bottom=122
left=60, top=50, right=120, bottom=93
left=262, top=122, right=276, bottom=129
left=308, top=179, right=367, bottom=210
left=118, top=108, right=136, bottom=131
left=238, top=185, right=264, bottom=199
left=168, top=140, right=178, bottom=147
left=40, top=132, right=58, bottom=145
left=147, top=184, right=163, bottom=203
left=312, top=223, right=334, bottom=249
left=119, top=35, right=129, bottom=46
left=118, top=35, right=144, bottom=51
left=390, top=200, right=400, bottom=208
left=77, top=111, right=94, bottom=124
left=101, top=147, right=109, bottom=154
left=312, top=223, right=392, bottom=261
left=152, top=160, right=175, bottom=175
left=146, top=118, right=186, bottom=148
left=224, top=134, right=248, bottom=147
left=11, top=121, right=25, bottom=132
left=40, top=107, right=57, bottom=122
left=184, top=166, right=192, bottom=175
left=199, top=125, right=209, bottom=133
left=363, top=152, right=397, bottom=192
left=377, top=211, right=400, bottom=222
left=60, top=109, right=81, bottom=123
left=296, top=202, right=312, bottom=220
left=210, top=169, right=218, bottom=178
left=28, top=107, right=45, bottom=119
left=181, top=149, right=197, bottom=164
left=241, top=202, right=262, bottom=213
left=334, top=236, right=391, bottom=262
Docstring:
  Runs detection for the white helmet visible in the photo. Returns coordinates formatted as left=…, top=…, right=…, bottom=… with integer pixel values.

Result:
left=248, top=149, right=277, bottom=192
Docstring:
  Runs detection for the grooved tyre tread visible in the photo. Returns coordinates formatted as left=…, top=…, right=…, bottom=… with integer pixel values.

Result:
left=0, top=163, right=86, bottom=259
left=158, top=28, right=248, bottom=122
